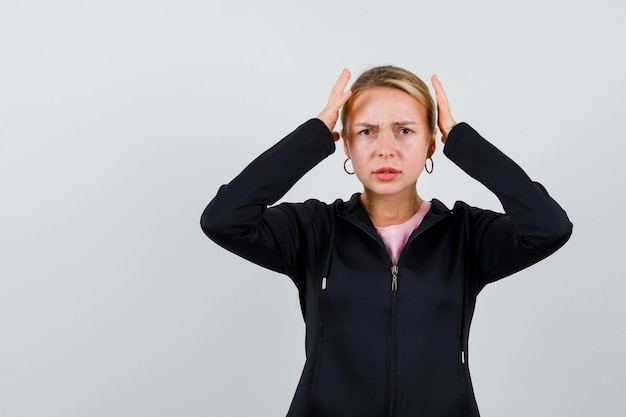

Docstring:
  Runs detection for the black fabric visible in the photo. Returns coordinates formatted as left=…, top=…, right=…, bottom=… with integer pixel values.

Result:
left=201, top=119, right=572, bottom=417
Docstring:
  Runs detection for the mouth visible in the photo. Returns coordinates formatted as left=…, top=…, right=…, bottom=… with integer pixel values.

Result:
left=373, top=167, right=400, bottom=181
left=374, top=167, right=400, bottom=174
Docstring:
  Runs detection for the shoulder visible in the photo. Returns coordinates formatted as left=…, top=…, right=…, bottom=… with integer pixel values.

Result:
left=428, top=199, right=503, bottom=230
left=269, top=197, right=341, bottom=228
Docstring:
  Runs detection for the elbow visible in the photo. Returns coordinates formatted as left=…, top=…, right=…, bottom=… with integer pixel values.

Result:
left=200, top=198, right=249, bottom=248
left=554, top=217, right=573, bottom=247
left=200, top=210, right=213, bottom=238
left=539, top=213, right=573, bottom=253
left=200, top=202, right=226, bottom=243
left=200, top=184, right=234, bottom=242
left=550, top=206, right=573, bottom=244
left=539, top=185, right=573, bottom=248
left=519, top=211, right=573, bottom=255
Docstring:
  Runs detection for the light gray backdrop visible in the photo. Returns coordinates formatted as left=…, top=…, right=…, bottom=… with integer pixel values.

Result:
left=1, top=0, right=624, bottom=416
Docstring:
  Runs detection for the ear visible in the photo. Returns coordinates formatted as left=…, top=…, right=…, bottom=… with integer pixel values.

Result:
left=342, top=133, right=351, bottom=159
left=427, top=129, right=437, bottom=158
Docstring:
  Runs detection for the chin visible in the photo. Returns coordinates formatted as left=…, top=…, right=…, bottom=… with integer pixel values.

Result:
left=366, top=184, right=411, bottom=196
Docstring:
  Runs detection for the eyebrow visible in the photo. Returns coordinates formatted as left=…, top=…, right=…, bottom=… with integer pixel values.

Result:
left=352, top=121, right=420, bottom=128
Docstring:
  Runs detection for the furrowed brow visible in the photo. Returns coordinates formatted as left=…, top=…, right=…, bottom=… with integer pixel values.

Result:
left=353, top=122, right=378, bottom=129
left=392, top=120, right=419, bottom=126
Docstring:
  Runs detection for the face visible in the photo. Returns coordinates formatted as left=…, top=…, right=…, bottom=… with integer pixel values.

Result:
left=343, top=87, right=436, bottom=199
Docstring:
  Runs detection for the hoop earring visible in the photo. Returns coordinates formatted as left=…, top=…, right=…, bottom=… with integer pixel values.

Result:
left=343, top=158, right=355, bottom=175
left=425, top=157, right=434, bottom=174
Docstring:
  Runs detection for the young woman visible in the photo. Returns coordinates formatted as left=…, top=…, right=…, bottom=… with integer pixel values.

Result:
left=201, top=66, right=572, bottom=417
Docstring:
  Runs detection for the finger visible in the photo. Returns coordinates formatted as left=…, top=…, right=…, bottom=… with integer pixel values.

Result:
left=330, top=68, right=351, bottom=97
left=316, top=69, right=353, bottom=134
left=431, top=74, right=449, bottom=106
left=432, top=74, right=453, bottom=120
left=335, top=87, right=352, bottom=109
left=328, top=69, right=352, bottom=108
left=431, top=74, right=457, bottom=143
left=431, top=74, right=444, bottom=96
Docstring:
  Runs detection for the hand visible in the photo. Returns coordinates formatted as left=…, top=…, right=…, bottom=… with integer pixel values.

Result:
left=431, top=74, right=457, bottom=143
left=317, top=69, right=352, bottom=142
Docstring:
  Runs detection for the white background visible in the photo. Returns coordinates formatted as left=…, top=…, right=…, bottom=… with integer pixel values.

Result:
left=1, top=1, right=624, bottom=416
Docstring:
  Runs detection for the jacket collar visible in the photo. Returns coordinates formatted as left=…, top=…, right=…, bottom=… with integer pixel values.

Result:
left=335, top=193, right=453, bottom=232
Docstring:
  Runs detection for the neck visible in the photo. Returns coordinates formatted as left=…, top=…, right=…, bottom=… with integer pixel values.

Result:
left=360, top=189, right=423, bottom=227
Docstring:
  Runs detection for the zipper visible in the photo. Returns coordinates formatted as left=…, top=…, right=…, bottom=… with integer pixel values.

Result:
left=391, top=265, right=398, bottom=291
left=388, top=264, right=399, bottom=417
left=340, top=211, right=451, bottom=416
left=348, top=219, right=400, bottom=415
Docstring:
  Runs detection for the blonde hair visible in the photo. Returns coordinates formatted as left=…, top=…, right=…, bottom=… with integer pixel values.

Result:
left=341, top=66, right=436, bottom=135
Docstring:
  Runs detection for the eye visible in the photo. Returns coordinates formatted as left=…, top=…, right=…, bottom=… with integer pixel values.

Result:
left=399, top=128, right=412, bottom=135
left=359, top=129, right=373, bottom=136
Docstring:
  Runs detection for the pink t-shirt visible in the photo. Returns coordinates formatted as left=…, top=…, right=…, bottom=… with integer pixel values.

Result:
left=375, top=201, right=432, bottom=264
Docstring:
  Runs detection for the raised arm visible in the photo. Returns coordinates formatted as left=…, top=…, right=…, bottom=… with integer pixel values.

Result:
left=432, top=76, right=572, bottom=286
left=200, top=70, right=352, bottom=277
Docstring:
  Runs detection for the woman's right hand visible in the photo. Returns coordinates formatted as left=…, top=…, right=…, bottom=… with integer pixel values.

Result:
left=317, top=69, right=352, bottom=142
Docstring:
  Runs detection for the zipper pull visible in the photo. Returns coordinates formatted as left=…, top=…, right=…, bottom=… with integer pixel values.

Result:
left=391, top=265, right=398, bottom=291
left=321, top=277, right=327, bottom=290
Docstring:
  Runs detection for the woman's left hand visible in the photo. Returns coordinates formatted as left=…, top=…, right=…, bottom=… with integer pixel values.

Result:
left=431, top=75, right=457, bottom=143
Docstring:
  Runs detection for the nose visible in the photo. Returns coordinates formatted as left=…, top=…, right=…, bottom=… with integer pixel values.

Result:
left=377, top=129, right=395, bottom=157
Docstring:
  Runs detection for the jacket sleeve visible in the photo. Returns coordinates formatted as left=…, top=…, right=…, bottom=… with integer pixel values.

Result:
left=443, top=122, right=573, bottom=287
left=200, top=118, right=335, bottom=277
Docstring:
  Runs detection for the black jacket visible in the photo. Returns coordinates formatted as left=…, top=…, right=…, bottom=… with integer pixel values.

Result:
left=201, top=119, right=572, bottom=417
